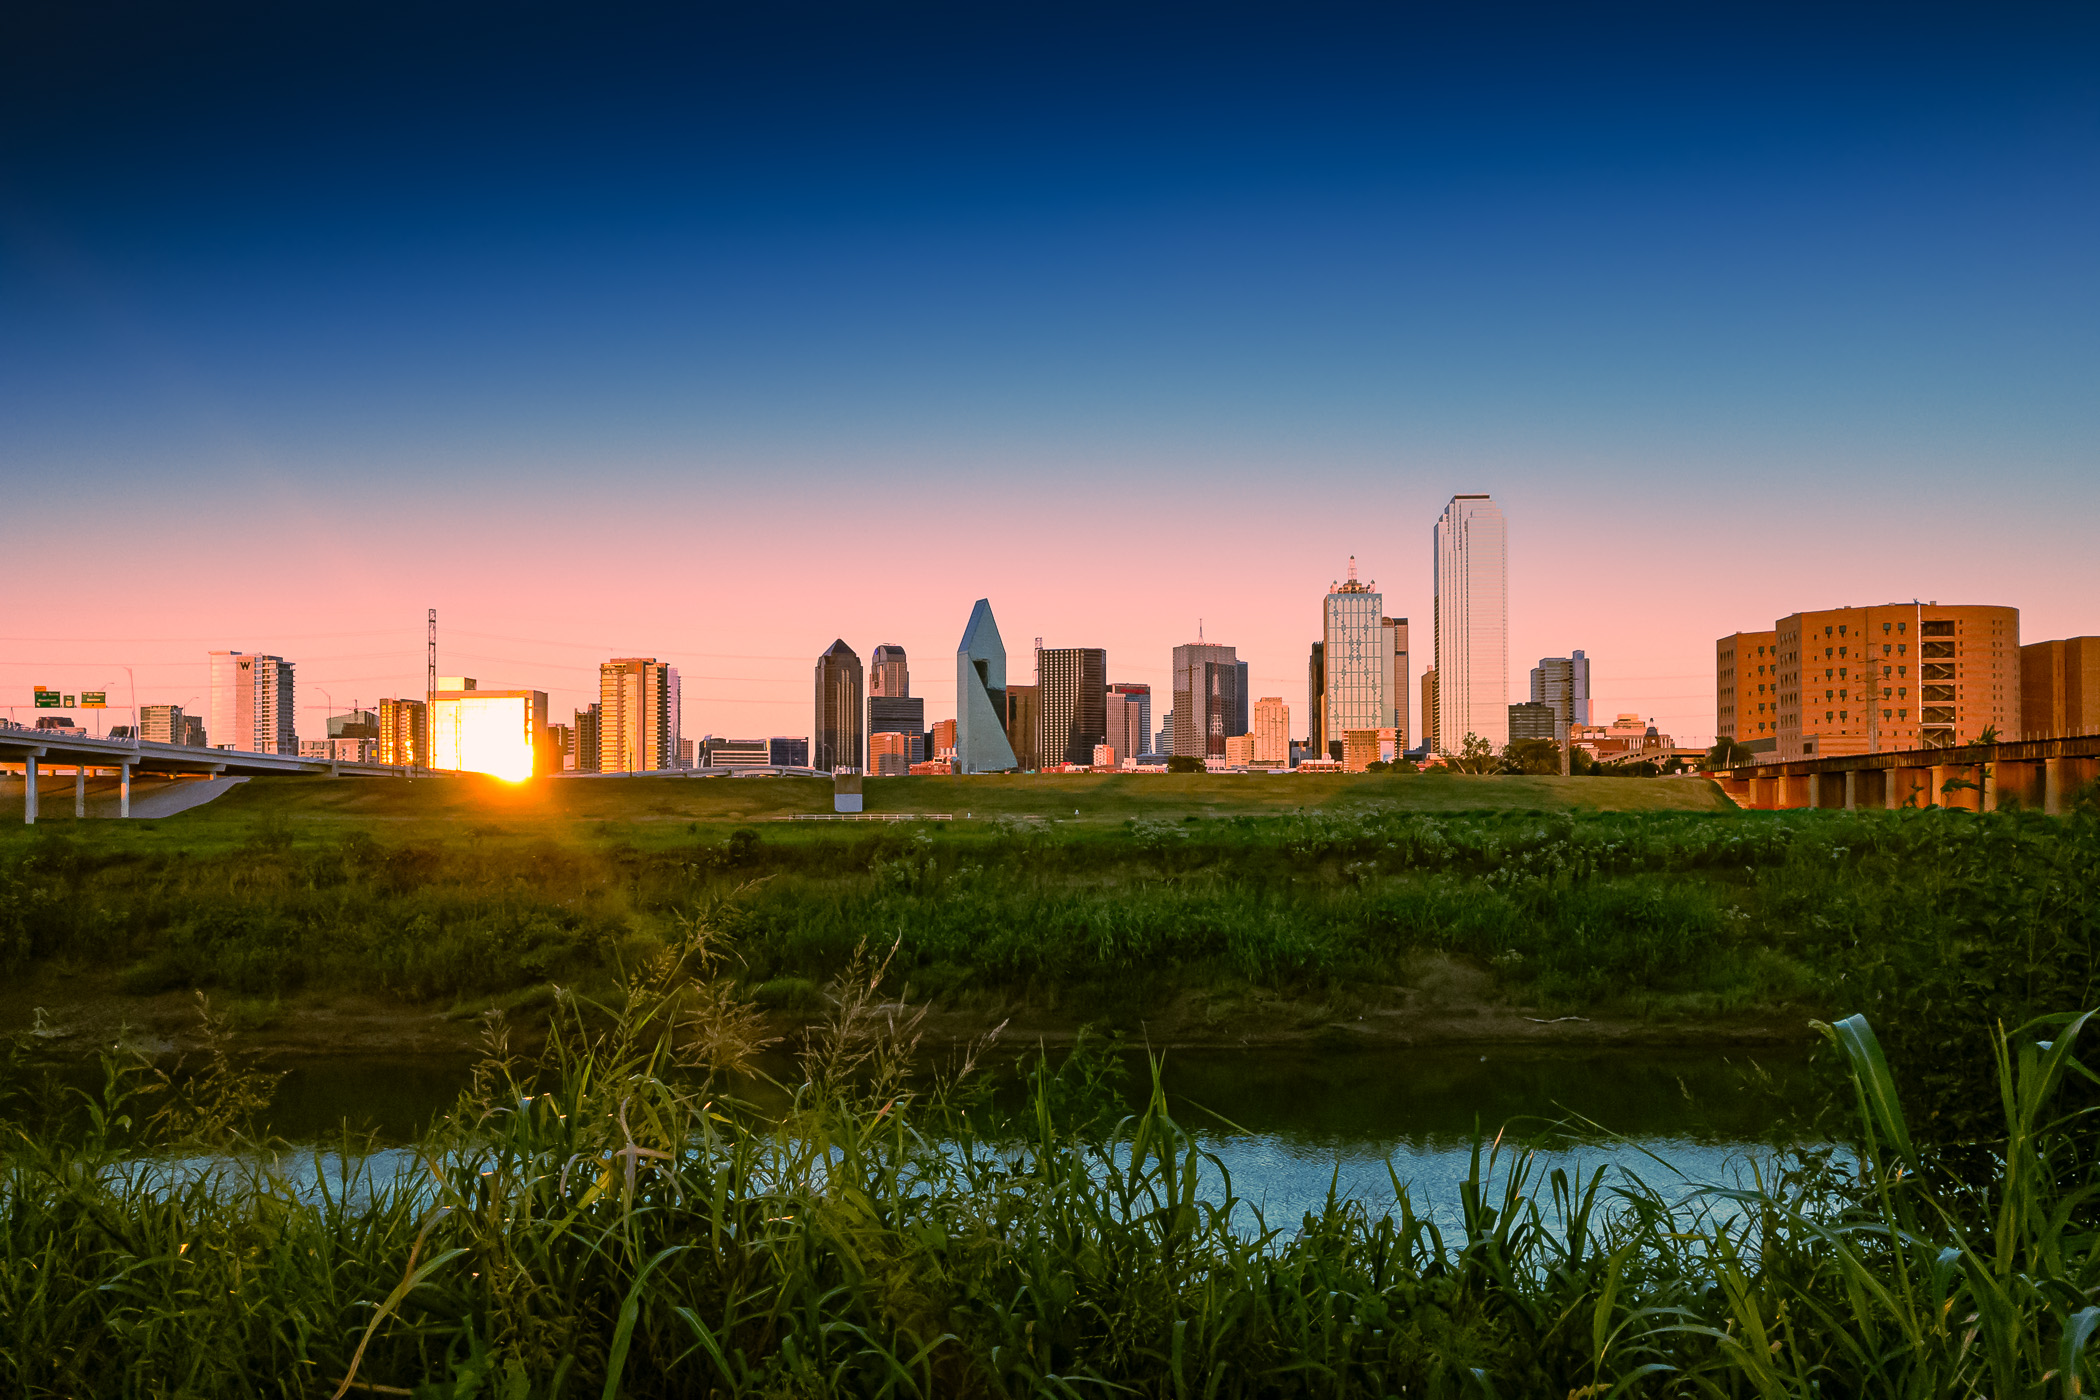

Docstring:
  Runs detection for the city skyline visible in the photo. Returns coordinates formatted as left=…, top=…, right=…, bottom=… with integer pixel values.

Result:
left=4, top=8, right=2095, bottom=750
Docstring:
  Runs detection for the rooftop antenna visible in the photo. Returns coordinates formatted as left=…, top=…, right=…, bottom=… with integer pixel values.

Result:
left=1348, top=555, right=1357, bottom=582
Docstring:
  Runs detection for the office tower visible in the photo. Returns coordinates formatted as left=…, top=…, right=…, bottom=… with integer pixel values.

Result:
left=548, top=723, right=575, bottom=769
left=1529, top=651, right=1589, bottom=743
left=379, top=698, right=427, bottom=767
left=139, top=704, right=188, bottom=745
left=431, top=682, right=550, bottom=780
left=1234, top=660, right=1250, bottom=737
left=869, top=691, right=926, bottom=762
left=869, top=644, right=909, bottom=699
left=955, top=598, right=1020, bottom=773
left=1508, top=702, right=1556, bottom=743
left=768, top=736, right=809, bottom=768
left=868, top=730, right=913, bottom=776
left=1035, top=644, right=1108, bottom=767
left=573, top=704, right=602, bottom=773
left=676, top=738, right=696, bottom=769
left=180, top=714, right=206, bottom=746
left=1715, top=604, right=2019, bottom=758
left=1171, top=642, right=1238, bottom=758
left=1420, top=668, right=1438, bottom=754
left=1307, top=642, right=1324, bottom=755
left=600, top=657, right=681, bottom=773
left=1382, top=617, right=1410, bottom=749
left=208, top=650, right=297, bottom=754
left=1105, top=692, right=1147, bottom=766
left=812, top=641, right=863, bottom=772
left=1321, top=558, right=1388, bottom=750
left=1004, top=685, right=1038, bottom=768
left=1108, top=682, right=1152, bottom=753
left=1253, top=696, right=1289, bottom=765
left=2021, top=637, right=2100, bottom=739
left=1156, top=712, right=1172, bottom=756
left=699, top=738, right=770, bottom=768
left=1432, top=494, right=1509, bottom=753
left=930, top=719, right=957, bottom=757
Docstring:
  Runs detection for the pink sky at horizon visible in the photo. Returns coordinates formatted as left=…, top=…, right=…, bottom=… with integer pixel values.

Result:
left=6, top=458, right=2093, bottom=753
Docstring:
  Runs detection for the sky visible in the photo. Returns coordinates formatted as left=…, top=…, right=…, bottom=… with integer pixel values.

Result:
left=3, top=2, right=2096, bottom=748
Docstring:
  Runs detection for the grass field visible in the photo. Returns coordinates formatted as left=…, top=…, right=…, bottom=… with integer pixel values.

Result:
left=128, top=767, right=1736, bottom=832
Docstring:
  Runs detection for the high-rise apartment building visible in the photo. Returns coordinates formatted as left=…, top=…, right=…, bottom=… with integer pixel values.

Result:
left=955, top=599, right=1019, bottom=773
left=379, top=698, right=427, bottom=767
left=1253, top=696, right=1289, bottom=766
left=1715, top=604, right=2020, bottom=758
left=1105, top=691, right=1147, bottom=766
left=573, top=704, right=602, bottom=773
left=208, top=650, right=297, bottom=754
left=140, top=704, right=196, bottom=746
left=600, top=657, right=681, bottom=773
left=1108, top=682, right=1152, bottom=755
left=1529, top=652, right=1590, bottom=743
left=1034, top=644, right=1108, bottom=767
left=2021, top=637, right=2100, bottom=740
left=1432, top=494, right=1508, bottom=754
left=869, top=644, right=909, bottom=699
left=812, top=641, right=863, bottom=773
left=1171, top=642, right=1238, bottom=758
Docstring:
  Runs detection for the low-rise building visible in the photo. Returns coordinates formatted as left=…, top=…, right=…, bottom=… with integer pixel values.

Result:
left=868, top=730, right=914, bottom=777
left=1224, top=734, right=1254, bottom=767
left=2022, top=636, right=2100, bottom=739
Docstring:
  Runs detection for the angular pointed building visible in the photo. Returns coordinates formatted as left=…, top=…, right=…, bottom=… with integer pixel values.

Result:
left=813, top=640, right=863, bottom=773
left=955, top=599, right=1019, bottom=773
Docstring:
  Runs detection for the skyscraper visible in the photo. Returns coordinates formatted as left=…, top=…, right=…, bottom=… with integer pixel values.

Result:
left=1307, top=642, right=1325, bottom=756
left=1321, top=558, right=1386, bottom=751
left=1529, top=652, right=1590, bottom=743
left=380, top=697, right=427, bottom=767
left=1234, top=660, right=1250, bottom=737
left=954, top=599, right=1019, bottom=773
left=1108, top=682, right=1151, bottom=755
left=573, top=703, right=601, bottom=772
left=1035, top=644, right=1108, bottom=767
left=865, top=643, right=924, bottom=764
left=1105, top=690, right=1147, bottom=767
left=1253, top=696, right=1290, bottom=765
left=1171, top=642, right=1238, bottom=758
left=600, top=657, right=680, bottom=773
left=208, top=650, right=297, bottom=754
left=1432, top=494, right=1509, bottom=753
left=813, top=641, right=863, bottom=772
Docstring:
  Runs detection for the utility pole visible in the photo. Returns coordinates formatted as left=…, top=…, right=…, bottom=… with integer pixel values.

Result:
left=425, top=607, right=437, bottom=774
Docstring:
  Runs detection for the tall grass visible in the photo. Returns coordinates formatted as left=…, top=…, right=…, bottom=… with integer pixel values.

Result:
left=4, top=920, right=2098, bottom=1396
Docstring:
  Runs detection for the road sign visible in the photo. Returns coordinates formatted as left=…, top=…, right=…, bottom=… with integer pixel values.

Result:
left=33, top=689, right=61, bottom=708
left=64, top=695, right=75, bottom=707
left=80, top=692, right=107, bottom=708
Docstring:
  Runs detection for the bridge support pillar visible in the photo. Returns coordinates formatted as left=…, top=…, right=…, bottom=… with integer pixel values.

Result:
left=23, top=757, right=36, bottom=825
left=1806, top=773, right=1822, bottom=810
left=120, top=763, right=131, bottom=819
left=2044, top=759, right=2065, bottom=815
left=75, top=766, right=86, bottom=819
left=1982, top=762, right=1997, bottom=813
left=1844, top=771, right=1857, bottom=810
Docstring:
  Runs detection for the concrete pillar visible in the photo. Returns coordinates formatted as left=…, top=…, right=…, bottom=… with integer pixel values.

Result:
left=23, top=757, right=36, bottom=825
left=1807, top=773, right=1822, bottom=809
left=120, top=763, right=131, bottom=819
left=1928, top=765, right=1949, bottom=808
left=2044, top=758, right=2066, bottom=816
left=1982, top=763, right=1997, bottom=813
left=1844, top=771, right=1857, bottom=810
left=1887, top=768, right=1903, bottom=810
left=75, top=766, right=87, bottom=819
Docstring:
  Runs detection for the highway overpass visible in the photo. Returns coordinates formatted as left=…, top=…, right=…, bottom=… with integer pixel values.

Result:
left=1715, top=732, right=2100, bottom=814
left=0, top=729, right=417, bottom=822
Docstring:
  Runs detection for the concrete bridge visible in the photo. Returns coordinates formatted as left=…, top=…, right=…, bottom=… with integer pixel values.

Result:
left=1715, top=732, right=2100, bottom=814
left=0, top=730, right=415, bottom=822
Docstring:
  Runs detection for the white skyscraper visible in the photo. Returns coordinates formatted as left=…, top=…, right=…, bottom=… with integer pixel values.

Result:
left=1432, top=494, right=1508, bottom=754
left=1322, top=557, right=1385, bottom=741
left=207, top=649, right=297, bottom=753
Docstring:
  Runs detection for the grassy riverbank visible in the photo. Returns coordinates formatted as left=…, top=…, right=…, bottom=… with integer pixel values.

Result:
left=3, top=930, right=2097, bottom=1397
left=3, top=783, right=2097, bottom=1129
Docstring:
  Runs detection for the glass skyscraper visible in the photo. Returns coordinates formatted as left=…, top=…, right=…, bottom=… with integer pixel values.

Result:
left=955, top=599, right=1019, bottom=773
left=813, top=640, right=862, bottom=773
left=1433, top=494, right=1509, bottom=753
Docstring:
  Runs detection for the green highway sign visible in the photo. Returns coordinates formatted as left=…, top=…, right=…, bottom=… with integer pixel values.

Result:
left=33, top=690, right=62, bottom=708
left=80, top=692, right=107, bottom=708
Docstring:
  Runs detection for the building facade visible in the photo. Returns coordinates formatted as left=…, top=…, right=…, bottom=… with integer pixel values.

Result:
left=1717, top=604, right=2019, bottom=758
left=379, top=697, right=427, bottom=767
left=955, top=598, right=1020, bottom=773
left=1508, top=701, right=1557, bottom=743
left=1171, top=642, right=1238, bottom=758
left=1307, top=642, right=1325, bottom=756
left=573, top=704, right=601, bottom=772
left=1253, top=696, right=1289, bottom=765
left=1715, top=631, right=1781, bottom=752
left=768, top=736, right=809, bottom=768
left=1432, top=494, right=1508, bottom=753
left=139, top=704, right=198, bottom=746
left=1108, top=682, right=1152, bottom=755
left=869, top=644, right=909, bottom=700
left=930, top=719, right=957, bottom=758
left=1035, top=644, right=1108, bottom=768
left=600, top=657, right=680, bottom=773
left=813, top=641, right=863, bottom=773
left=1004, top=685, right=1037, bottom=769
left=2022, top=637, right=2100, bottom=740
left=869, top=696, right=926, bottom=763
left=1105, top=692, right=1147, bottom=766
left=1420, top=668, right=1438, bottom=753
left=1322, top=558, right=1387, bottom=751
left=868, top=730, right=914, bottom=776
left=208, top=650, right=297, bottom=754
left=431, top=681, right=550, bottom=780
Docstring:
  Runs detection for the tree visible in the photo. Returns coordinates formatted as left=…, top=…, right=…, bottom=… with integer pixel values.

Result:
left=1166, top=754, right=1205, bottom=773
left=1704, top=738, right=1756, bottom=771
left=1500, top=737, right=1562, bottom=775
left=1448, top=732, right=1498, bottom=774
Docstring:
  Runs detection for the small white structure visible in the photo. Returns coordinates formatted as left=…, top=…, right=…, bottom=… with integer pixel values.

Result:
left=833, top=767, right=863, bottom=814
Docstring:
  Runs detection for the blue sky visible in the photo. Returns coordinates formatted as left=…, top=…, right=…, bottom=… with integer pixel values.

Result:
left=3, top=2, right=2095, bottom=743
